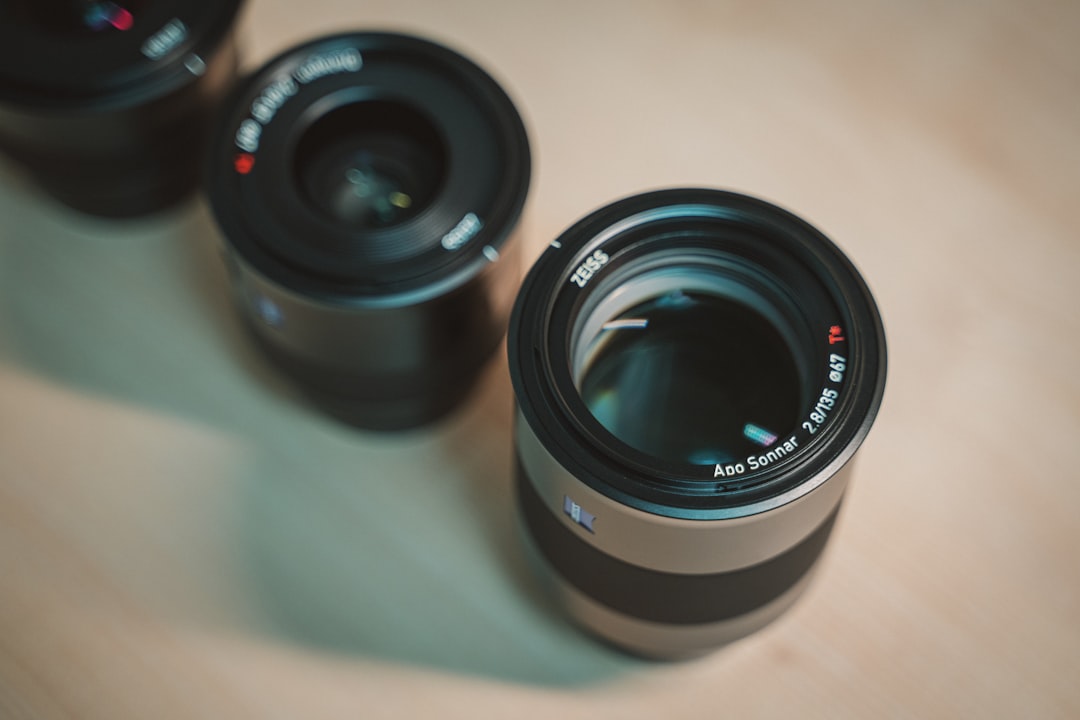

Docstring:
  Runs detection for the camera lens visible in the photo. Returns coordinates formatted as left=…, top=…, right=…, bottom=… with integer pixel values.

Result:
left=509, top=189, right=886, bottom=658
left=0, top=1, right=245, bottom=217
left=206, top=32, right=530, bottom=430
left=18, top=2, right=146, bottom=35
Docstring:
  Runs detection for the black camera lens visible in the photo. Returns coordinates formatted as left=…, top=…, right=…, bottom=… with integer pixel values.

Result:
left=19, top=1, right=145, bottom=35
left=0, top=1, right=245, bottom=217
left=206, top=32, right=530, bottom=430
left=509, top=189, right=886, bottom=658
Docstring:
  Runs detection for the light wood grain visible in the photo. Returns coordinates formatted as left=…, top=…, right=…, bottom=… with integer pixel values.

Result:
left=1, top=1, right=1078, bottom=717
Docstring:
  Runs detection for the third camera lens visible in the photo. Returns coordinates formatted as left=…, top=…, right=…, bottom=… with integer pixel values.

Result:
left=0, top=0, right=245, bottom=216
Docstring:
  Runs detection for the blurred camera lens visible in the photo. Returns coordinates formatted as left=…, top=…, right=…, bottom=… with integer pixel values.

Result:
left=206, top=32, right=530, bottom=430
left=509, top=189, right=886, bottom=658
left=0, top=1, right=245, bottom=217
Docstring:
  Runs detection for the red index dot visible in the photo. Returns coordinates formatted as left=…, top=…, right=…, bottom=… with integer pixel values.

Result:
left=234, top=153, right=256, bottom=175
left=110, top=8, right=134, bottom=31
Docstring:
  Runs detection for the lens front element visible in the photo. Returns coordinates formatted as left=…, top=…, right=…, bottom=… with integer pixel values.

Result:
left=294, top=100, right=447, bottom=231
left=579, top=289, right=803, bottom=467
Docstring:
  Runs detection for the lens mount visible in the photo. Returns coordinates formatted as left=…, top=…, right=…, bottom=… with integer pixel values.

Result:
left=0, top=0, right=245, bottom=216
left=207, top=32, right=530, bottom=430
left=509, top=188, right=886, bottom=657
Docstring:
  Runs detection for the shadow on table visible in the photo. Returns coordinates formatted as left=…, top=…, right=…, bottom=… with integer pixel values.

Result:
left=235, top=362, right=643, bottom=686
left=0, top=173, right=643, bottom=688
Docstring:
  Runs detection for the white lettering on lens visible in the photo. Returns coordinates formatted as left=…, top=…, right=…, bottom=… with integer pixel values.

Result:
left=569, top=249, right=610, bottom=288
left=294, top=48, right=363, bottom=84
left=746, top=435, right=800, bottom=470
left=142, top=19, right=188, bottom=60
left=230, top=50, right=361, bottom=156
left=250, top=77, right=299, bottom=124
left=713, top=462, right=746, bottom=478
left=235, top=119, right=262, bottom=153
left=829, top=353, right=847, bottom=383
left=802, top=386, right=841, bottom=435
left=234, top=76, right=300, bottom=152
left=441, top=213, right=483, bottom=250
left=183, top=54, right=206, bottom=76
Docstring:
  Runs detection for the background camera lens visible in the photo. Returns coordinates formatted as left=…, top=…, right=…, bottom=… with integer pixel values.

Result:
left=0, top=1, right=245, bottom=217
left=509, top=188, right=886, bottom=659
left=207, top=32, right=530, bottom=430
left=17, top=1, right=146, bottom=35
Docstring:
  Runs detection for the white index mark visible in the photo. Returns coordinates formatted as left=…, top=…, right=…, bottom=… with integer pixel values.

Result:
left=602, top=318, right=649, bottom=330
left=184, top=54, right=206, bottom=76
left=482, top=245, right=499, bottom=262
left=550, top=240, right=562, bottom=248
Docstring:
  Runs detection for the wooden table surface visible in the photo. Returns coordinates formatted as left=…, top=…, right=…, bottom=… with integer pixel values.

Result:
left=1, top=1, right=1078, bottom=717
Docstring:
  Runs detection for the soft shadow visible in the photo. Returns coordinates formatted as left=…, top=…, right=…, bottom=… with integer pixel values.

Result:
left=0, top=184, right=304, bottom=429
left=237, top=354, right=642, bottom=687
left=0, top=182, right=640, bottom=687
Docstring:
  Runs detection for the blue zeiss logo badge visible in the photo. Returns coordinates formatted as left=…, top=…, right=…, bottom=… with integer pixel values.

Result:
left=563, top=496, right=596, bottom=533
left=254, top=294, right=284, bottom=328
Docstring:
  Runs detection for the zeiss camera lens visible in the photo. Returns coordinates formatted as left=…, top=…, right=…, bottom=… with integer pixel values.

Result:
left=509, top=189, right=886, bottom=658
left=206, top=32, right=530, bottom=430
left=0, top=1, right=245, bottom=217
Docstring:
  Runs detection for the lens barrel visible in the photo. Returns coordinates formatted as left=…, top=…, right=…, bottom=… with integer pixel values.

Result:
left=0, top=1, right=245, bottom=217
left=206, top=32, right=530, bottom=430
left=509, top=189, right=886, bottom=658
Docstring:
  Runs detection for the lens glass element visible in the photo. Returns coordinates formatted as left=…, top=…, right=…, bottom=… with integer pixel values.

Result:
left=294, top=100, right=447, bottom=230
left=578, top=289, right=803, bottom=466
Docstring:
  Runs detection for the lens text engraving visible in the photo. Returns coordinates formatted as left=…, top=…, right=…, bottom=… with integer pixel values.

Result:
left=142, top=19, right=188, bottom=60
left=569, top=249, right=609, bottom=288
left=712, top=350, right=847, bottom=479
left=802, top=355, right=846, bottom=436
left=233, top=48, right=364, bottom=157
left=441, top=213, right=483, bottom=250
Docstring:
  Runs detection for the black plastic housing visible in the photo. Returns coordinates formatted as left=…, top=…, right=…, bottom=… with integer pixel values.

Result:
left=206, top=32, right=531, bottom=430
left=0, top=1, right=245, bottom=217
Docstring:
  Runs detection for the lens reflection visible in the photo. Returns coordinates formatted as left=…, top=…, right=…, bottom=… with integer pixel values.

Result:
left=579, top=290, right=802, bottom=466
left=294, top=100, right=446, bottom=230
